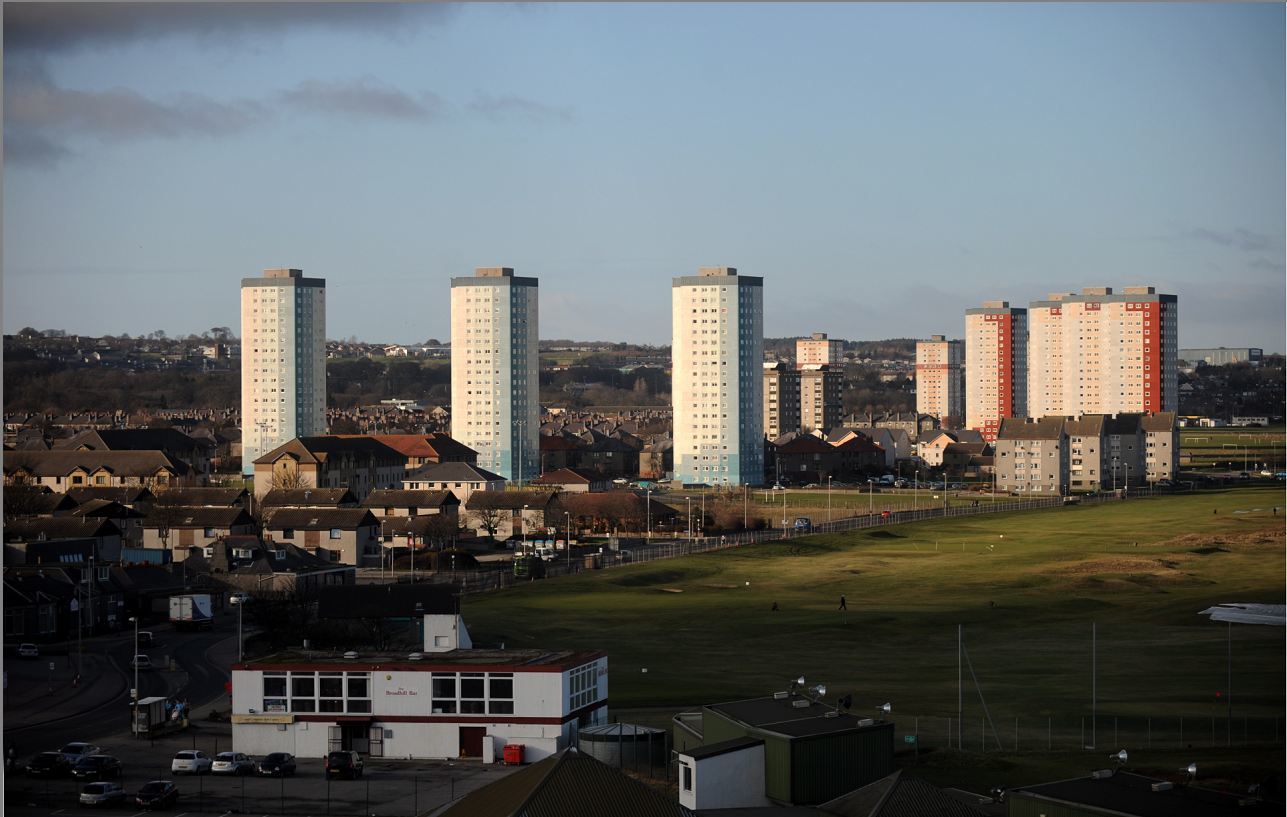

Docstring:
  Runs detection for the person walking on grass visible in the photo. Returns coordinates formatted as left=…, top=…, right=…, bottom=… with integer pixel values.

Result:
left=838, top=594, right=847, bottom=611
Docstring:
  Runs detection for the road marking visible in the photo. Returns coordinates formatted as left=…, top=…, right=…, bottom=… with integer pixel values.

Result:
left=51, top=810, right=66, bottom=814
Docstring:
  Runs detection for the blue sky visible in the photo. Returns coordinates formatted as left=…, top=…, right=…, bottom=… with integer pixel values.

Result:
left=5, top=3, right=1284, bottom=350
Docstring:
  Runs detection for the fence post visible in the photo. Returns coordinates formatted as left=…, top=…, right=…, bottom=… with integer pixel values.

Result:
left=1147, top=717, right=1151, bottom=749
left=1081, top=717, right=1085, bottom=749
left=1180, top=716, right=1184, bottom=747
left=1211, top=716, right=1215, bottom=747
left=1015, top=716, right=1019, bottom=753
left=1114, top=716, right=1118, bottom=748
left=1047, top=717, right=1051, bottom=752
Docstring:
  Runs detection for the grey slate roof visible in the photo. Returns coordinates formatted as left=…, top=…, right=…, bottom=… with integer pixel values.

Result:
left=996, top=417, right=1065, bottom=441
left=150, top=487, right=247, bottom=506
left=363, top=489, right=459, bottom=509
left=260, top=488, right=359, bottom=508
left=262, top=508, right=378, bottom=530
left=142, top=506, right=253, bottom=528
left=819, top=771, right=993, bottom=817
left=405, top=461, right=506, bottom=483
left=1011, top=771, right=1278, bottom=817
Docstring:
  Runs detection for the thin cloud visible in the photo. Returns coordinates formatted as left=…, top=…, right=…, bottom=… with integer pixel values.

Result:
left=1185, top=226, right=1276, bottom=253
left=3, top=3, right=454, bottom=53
left=469, top=93, right=572, bottom=123
left=278, top=78, right=442, bottom=121
left=1249, top=256, right=1286, bottom=273
left=4, top=64, right=443, bottom=168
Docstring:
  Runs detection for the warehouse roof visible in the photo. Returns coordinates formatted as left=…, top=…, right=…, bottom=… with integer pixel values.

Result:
left=1011, top=771, right=1278, bottom=817
left=708, top=696, right=891, bottom=739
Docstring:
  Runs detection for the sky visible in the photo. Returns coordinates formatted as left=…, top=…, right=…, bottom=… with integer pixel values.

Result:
left=4, top=3, right=1285, bottom=350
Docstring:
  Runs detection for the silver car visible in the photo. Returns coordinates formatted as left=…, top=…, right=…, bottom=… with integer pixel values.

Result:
left=211, top=752, right=255, bottom=775
left=80, top=782, right=127, bottom=807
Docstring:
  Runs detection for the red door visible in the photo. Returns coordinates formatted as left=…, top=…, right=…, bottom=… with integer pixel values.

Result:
left=458, top=727, right=486, bottom=758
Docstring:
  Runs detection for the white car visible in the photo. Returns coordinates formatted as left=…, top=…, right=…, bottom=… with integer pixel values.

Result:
left=211, top=752, right=255, bottom=775
left=171, top=750, right=213, bottom=775
left=17, top=643, right=39, bottom=658
left=59, top=742, right=103, bottom=763
left=130, top=655, right=153, bottom=670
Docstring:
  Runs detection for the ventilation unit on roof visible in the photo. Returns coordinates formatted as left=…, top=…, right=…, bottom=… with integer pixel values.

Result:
left=1151, top=782, right=1173, bottom=792
left=772, top=691, right=789, bottom=700
left=342, top=651, right=358, bottom=659
left=856, top=718, right=875, bottom=727
left=408, top=653, right=423, bottom=661
left=791, top=699, right=810, bottom=709
left=1091, top=770, right=1115, bottom=780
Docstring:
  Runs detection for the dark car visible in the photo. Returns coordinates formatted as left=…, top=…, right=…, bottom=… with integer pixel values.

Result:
left=72, top=754, right=123, bottom=780
left=26, top=751, right=71, bottom=778
left=135, top=780, right=179, bottom=810
left=256, top=752, right=296, bottom=777
left=324, top=750, right=363, bottom=780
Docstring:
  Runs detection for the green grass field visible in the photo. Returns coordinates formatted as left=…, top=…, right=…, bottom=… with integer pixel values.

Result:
left=1180, top=427, right=1286, bottom=472
left=465, top=488, right=1284, bottom=723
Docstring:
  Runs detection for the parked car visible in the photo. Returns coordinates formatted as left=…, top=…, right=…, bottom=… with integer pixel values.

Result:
left=212, top=752, right=255, bottom=775
left=228, top=592, right=251, bottom=606
left=324, top=750, right=364, bottom=780
left=135, top=780, right=179, bottom=809
left=17, top=643, right=39, bottom=658
left=130, top=655, right=153, bottom=670
left=71, top=755, right=123, bottom=780
left=256, top=752, right=296, bottom=777
left=137, top=631, right=154, bottom=647
left=58, top=742, right=103, bottom=763
left=26, top=751, right=71, bottom=778
left=792, top=517, right=813, bottom=533
left=80, top=782, right=128, bottom=807
left=170, top=750, right=212, bottom=775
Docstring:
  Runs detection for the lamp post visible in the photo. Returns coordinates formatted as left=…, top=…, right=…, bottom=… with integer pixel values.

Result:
left=686, top=497, right=692, bottom=541
left=565, top=512, right=571, bottom=568
left=237, top=599, right=244, bottom=661
left=827, top=476, right=832, bottom=524
left=868, top=479, right=874, bottom=514
left=130, top=615, right=139, bottom=738
left=645, top=490, right=652, bottom=541
left=521, top=504, right=529, bottom=556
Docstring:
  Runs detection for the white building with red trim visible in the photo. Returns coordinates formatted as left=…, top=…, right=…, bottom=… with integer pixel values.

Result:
left=230, top=613, right=607, bottom=763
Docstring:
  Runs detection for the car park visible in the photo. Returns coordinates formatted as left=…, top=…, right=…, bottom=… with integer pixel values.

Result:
left=80, top=782, right=128, bottom=807
left=170, top=749, right=212, bottom=775
left=256, top=752, right=296, bottom=777
left=26, top=751, right=71, bottom=777
left=324, top=750, right=364, bottom=780
left=212, top=752, right=255, bottom=775
left=59, top=742, right=102, bottom=763
left=135, top=780, right=179, bottom=809
left=17, top=643, right=39, bottom=658
left=71, top=754, right=123, bottom=780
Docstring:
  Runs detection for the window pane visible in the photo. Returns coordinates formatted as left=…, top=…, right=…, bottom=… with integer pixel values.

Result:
left=431, top=677, right=456, bottom=698
left=347, top=677, right=369, bottom=698
left=319, top=677, right=343, bottom=697
left=291, top=676, right=314, bottom=697
left=489, top=678, right=513, bottom=699
left=319, top=699, right=344, bottom=713
left=263, top=677, right=287, bottom=697
left=461, top=678, right=484, bottom=699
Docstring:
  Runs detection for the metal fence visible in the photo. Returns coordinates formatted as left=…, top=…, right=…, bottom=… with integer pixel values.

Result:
left=895, top=711, right=1284, bottom=755
left=415, top=491, right=1129, bottom=595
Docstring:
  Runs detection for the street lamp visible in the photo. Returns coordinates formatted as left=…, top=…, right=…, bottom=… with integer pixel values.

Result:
left=565, top=512, right=572, bottom=568
left=827, top=476, right=832, bottom=524
left=521, top=504, right=530, bottom=555
left=645, top=490, right=652, bottom=541
left=686, top=497, right=692, bottom=541
left=130, top=615, right=139, bottom=738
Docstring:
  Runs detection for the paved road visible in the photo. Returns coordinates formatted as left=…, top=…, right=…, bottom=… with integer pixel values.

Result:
left=5, top=611, right=244, bottom=753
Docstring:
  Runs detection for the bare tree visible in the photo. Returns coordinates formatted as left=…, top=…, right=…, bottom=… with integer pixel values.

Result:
left=470, top=506, right=506, bottom=542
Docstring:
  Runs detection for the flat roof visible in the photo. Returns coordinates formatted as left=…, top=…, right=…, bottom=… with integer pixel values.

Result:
left=1014, top=771, right=1277, bottom=817
left=681, top=735, right=764, bottom=761
left=708, top=695, right=891, bottom=739
left=234, top=647, right=605, bottom=674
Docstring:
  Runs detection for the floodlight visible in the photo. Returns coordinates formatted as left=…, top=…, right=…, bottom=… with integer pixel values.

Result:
left=1186, top=763, right=1197, bottom=778
left=1112, top=750, right=1128, bottom=764
left=796, top=675, right=806, bottom=687
left=812, top=684, right=827, bottom=698
left=876, top=702, right=892, bottom=714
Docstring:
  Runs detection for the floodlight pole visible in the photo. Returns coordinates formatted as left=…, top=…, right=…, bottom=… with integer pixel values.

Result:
left=827, top=476, right=832, bottom=524
left=1227, top=620, right=1232, bottom=747
left=957, top=624, right=962, bottom=751
left=1092, top=621, right=1097, bottom=750
left=645, top=490, right=651, bottom=541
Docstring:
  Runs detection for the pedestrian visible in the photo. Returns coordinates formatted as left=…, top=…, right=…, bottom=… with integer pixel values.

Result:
left=771, top=601, right=779, bottom=612
left=838, top=595, right=847, bottom=611
left=1214, top=508, right=1218, bottom=515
